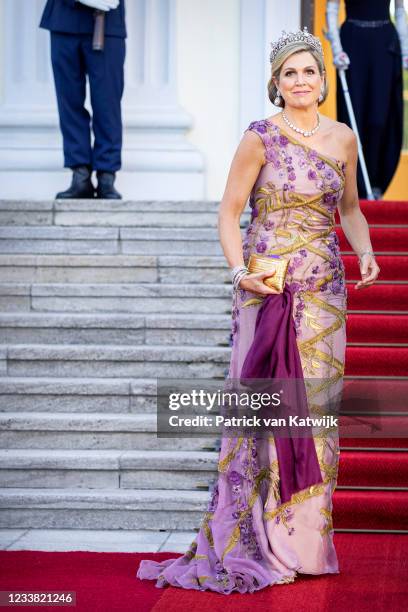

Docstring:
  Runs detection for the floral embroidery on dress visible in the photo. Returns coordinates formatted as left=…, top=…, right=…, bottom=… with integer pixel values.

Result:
left=207, top=482, right=219, bottom=513
left=244, top=120, right=346, bottom=302
left=247, top=119, right=268, bottom=135
left=274, top=506, right=295, bottom=535
left=263, top=220, right=275, bottom=231
left=287, top=248, right=308, bottom=275
left=230, top=302, right=240, bottom=347
left=227, top=438, right=264, bottom=560
left=294, top=295, right=306, bottom=337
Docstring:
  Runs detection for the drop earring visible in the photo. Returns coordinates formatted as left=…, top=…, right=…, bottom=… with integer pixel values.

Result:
left=318, top=87, right=324, bottom=103
left=274, top=89, right=282, bottom=106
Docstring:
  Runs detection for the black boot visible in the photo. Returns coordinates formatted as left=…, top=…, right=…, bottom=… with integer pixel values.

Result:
left=55, top=166, right=95, bottom=199
left=96, top=171, right=122, bottom=200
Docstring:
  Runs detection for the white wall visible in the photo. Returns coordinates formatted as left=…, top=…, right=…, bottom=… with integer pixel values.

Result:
left=176, top=0, right=300, bottom=200
left=0, top=1, right=3, bottom=102
left=176, top=0, right=240, bottom=200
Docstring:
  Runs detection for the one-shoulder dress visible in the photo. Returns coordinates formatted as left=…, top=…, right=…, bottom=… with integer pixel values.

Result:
left=136, top=118, right=348, bottom=594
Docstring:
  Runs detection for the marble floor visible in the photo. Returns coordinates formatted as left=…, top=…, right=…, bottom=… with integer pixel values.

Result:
left=0, top=529, right=198, bottom=553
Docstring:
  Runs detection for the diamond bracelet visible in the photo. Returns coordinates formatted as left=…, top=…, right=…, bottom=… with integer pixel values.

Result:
left=358, top=250, right=375, bottom=262
left=231, top=265, right=249, bottom=291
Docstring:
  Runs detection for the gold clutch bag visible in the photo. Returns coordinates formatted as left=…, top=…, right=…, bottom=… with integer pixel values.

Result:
left=247, top=253, right=290, bottom=293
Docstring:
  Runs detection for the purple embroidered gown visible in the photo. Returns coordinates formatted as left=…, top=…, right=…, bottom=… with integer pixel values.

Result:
left=136, top=118, right=348, bottom=594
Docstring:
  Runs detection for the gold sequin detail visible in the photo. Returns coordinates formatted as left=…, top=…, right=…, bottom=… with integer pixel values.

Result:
left=319, top=508, right=334, bottom=536
left=218, top=437, right=244, bottom=473
left=263, top=480, right=328, bottom=521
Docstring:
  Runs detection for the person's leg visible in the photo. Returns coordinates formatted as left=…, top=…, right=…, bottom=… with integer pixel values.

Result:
left=83, top=34, right=125, bottom=198
left=365, top=27, right=403, bottom=198
left=338, top=22, right=372, bottom=198
left=86, top=35, right=125, bottom=172
left=50, top=32, right=93, bottom=170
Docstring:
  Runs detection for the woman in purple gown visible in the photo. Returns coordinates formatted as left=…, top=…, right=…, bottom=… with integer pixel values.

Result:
left=136, top=28, right=380, bottom=594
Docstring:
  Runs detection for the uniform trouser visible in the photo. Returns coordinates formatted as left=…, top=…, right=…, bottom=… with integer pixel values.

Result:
left=50, top=32, right=126, bottom=172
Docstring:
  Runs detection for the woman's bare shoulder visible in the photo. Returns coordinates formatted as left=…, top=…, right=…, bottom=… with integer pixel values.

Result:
left=325, top=118, right=356, bottom=145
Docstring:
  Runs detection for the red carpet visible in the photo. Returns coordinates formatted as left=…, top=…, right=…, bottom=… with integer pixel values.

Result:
left=346, top=314, right=408, bottom=343
left=344, top=347, right=408, bottom=376
left=342, top=255, right=408, bottom=280
left=332, top=490, right=407, bottom=530
left=340, top=437, right=408, bottom=449
left=334, top=200, right=408, bottom=223
left=334, top=199, right=408, bottom=537
left=0, top=535, right=406, bottom=612
left=346, top=283, right=408, bottom=311
left=338, top=450, right=408, bottom=487
left=338, top=227, right=408, bottom=251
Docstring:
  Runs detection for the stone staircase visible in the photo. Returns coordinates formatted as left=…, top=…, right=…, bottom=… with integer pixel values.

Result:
left=0, top=199, right=407, bottom=534
left=0, top=200, right=244, bottom=531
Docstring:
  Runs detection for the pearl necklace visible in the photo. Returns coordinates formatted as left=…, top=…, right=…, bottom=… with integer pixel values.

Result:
left=282, top=111, right=320, bottom=137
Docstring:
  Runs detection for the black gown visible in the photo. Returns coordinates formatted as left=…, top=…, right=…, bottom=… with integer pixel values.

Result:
left=336, top=0, right=403, bottom=198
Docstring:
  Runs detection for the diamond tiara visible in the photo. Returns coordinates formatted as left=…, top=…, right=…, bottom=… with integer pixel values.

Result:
left=270, top=26, right=323, bottom=64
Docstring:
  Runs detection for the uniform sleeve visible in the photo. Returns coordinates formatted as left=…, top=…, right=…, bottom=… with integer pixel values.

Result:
left=62, top=0, right=76, bottom=6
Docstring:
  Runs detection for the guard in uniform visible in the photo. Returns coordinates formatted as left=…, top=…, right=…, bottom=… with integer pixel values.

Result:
left=40, top=0, right=126, bottom=199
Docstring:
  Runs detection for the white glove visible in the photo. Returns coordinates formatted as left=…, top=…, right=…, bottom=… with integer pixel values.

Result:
left=395, top=6, right=408, bottom=70
left=77, top=0, right=119, bottom=11
left=324, top=1, right=351, bottom=70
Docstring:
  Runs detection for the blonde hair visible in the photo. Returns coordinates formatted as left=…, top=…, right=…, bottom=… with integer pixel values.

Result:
left=267, top=42, right=328, bottom=108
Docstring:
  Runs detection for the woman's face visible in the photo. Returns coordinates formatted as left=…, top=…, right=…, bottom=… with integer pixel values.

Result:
left=274, top=51, right=324, bottom=109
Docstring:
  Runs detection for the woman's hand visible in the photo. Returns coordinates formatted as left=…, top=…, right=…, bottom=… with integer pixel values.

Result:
left=355, top=253, right=380, bottom=289
left=238, top=270, right=280, bottom=296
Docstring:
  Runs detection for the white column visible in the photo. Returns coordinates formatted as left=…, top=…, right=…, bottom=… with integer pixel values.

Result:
left=0, top=0, right=62, bottom=175
left=239, top=0, right=301, bottom=132
left=0, top=0, right=204, bottom=199
left=119, top=0, right=204, bottom=197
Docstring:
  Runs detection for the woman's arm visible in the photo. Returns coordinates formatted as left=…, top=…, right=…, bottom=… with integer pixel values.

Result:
left=217, top=132, right=278, bottom=295
left=217, top=131, right=264, bottom=268
left=337, top=128, right=380, bottom=289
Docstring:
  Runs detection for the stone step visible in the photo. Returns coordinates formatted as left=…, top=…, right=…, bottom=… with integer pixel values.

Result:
left=2, top=344, right=230, bottom=378
left=0, top=487, right=209, bottom=530
left=0, top=282, right=232, bottom=313
left=0, top=254, right=404, bottom=285
left=0, top=312, right=231, bottom=345
left=0, top=254, right=231, bottom=285
left=2, top=225, right=403, bottom=256
left=1, top=487, right=406, bottom=531
left=2, top=449, right=406, bottom=491
left=0, top=377, right=157, bottom=414
left=0, top=449, right=218, bottom=490
left=0, top=226, right=241, bottom=256
left=0, top=226, right=120, bottom=255
left=0, top=412, right=218, bottom=451
left=0, top=347, right=6, bottom=376
left=0, top=255, right=160, bottom=284
left=3, top=311, right=407, bottom=348
left=0, top=375, right=401, bottom=415
left=0, top=200, right=241, bottom=228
